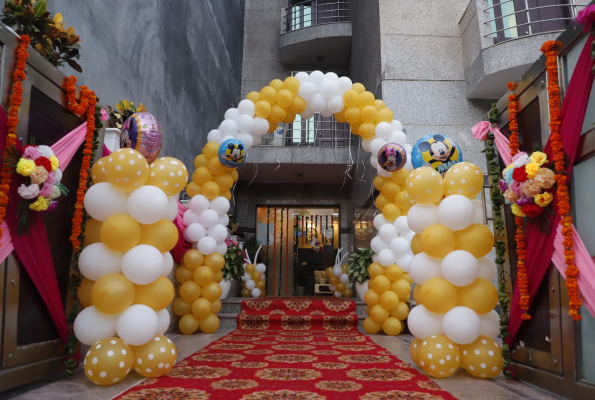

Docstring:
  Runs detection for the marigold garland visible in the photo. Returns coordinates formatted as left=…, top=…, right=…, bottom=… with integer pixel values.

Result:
left=507, top=82, right=531, bottom=320
left=541, top=40, right=581, bottom=321
left=0, top=35, right=30, bottom=245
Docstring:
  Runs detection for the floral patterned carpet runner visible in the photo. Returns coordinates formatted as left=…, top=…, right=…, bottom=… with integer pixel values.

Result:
left=113, top=298, right=457, bottom=399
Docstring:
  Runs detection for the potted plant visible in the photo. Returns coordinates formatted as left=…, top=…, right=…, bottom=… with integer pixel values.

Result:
left=348, top=248, right=374, bottom=301
left=103, top=100, right=147, bottom=151
left=221, top=238, right=245, bottom=299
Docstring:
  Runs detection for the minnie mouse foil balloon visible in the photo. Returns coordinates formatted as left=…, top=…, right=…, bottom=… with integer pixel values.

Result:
left=378, top=143, right=407, bottom=172
left=120, top=112, right=163, bottom=164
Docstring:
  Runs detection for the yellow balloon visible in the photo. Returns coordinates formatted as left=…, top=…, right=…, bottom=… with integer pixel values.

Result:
left=211, top=299, right=222, bottom=314
left=91, top=274, right=135, bottom=314
left=194, top=266, right=213, bottom=286
left=175, top=266, right=194, bottom=283
left=84, top=337, right=133, bottom=385
left=276, top=89, right=293, bottom=107
left=193, top=166, right=213, bottom=185
left=360, top=105, right=378, bottom=123
left=454, top=224, right=494, bottom=258
left=344, top=107, right=361, bottom=124
left=381, top=182, right=401, bottom=201
left=352, top=82, right=365, bottom=93
left=245, top=264, right=255, bottom=274
left=91, top=157, right=109, bottom=184
left=457, top=278, right=498, bottom=315
left=419, top=335, right=461, bottom=378
left=173, top=297, right=192, bottom=316
left=184, top=249, right=204, bottom=270
left=260, top=86, right=277, bottom=104
left=374, top=99, right=386, bottom=110
left=221, top=190, right=232, bottom=201
left=370, top=304, right=389, bottom=324
left=358, top=122, right=376, bottom=139
left=202, top=181, right=220, bottom=200
left=336, top=282, right=346, bottom=292
left=402, top=272, right=413, bottom=285
left=202, top=282, right=222, bottom=302
left=460, top=335, right=503, bottom=378
left=79, top=278, right=95, bottom=308
left=255, top=100, right=272, bottom=118
left=420, top=224, right=455, bottom=258
left=350, top=122, right=362, bottom=136
left=419, top=278, right=458, bottom=314
left=199, top=313, right=220, bottom=333
left=186, top=182, right=202, bottom=197
left=329, top=276, right=339, bottom=285
left=390, top=301, right=409, bottom=320
left=246, top=91, right=260, bottom=103
left=131, top=334, right=177, bottom=377
left=410, top=234, right=422, bottom=255
left=363, top=316, right=382, bottom=334
left=179, top=314, right=200, bottom=335
left=192, top=298, right=212, bottom=318
left=364, top=289, right=380, bottom=306
left=343, top=288, right=353, bottom=298
left=104, top=149, right=150, bottom=191
left=84, top=218, right=103, bottom=246
left=251, top=271, right=262, bottom=282
left=372, top=275, right=391, bottom=294
left=391, top=279, right=411, bottom=301
left=375, top=108, right=394, bottom=124
left=343, top=89, right=359, bottom=107
left=213, top=173, right=234, bottom=191
left=100, top=214, right=141, bottom=252
left=256, top=280, right=266, bottom=290
left=269, top=104, right=286, bottom=123
left=380, top=290, right=399, bottom=310
left=241, top=288, right=251, bottom=297
left=444, top=162, right=484, bottom=199
left=133, top=276, right=174, bottom=311
left=382, top=203, right=401, bottom=222
left=283, top=110, right=297, bottom=124
left=139, top=219, right=178, bottom=253
left=146, top=157, right=188, bottom=196
left=227, top=168, right=239, bottom=182
left=373, top=176, right=388, bottom=191
left=406, top=167, right=445, bottom=204
left=375, top=194, right=390, bottom=211
left=283, top=76, right=300, bottom=95
left=269, top=79, right=283, bottom=92
left=207, top=157, right=227, bottom=176
left=203, top=142, right=220, bottom=160
left=194, top=154, right=208, bottom=168
left=204, top=253, right=225, bottom=271
left=289, top=96, right=307, bottom=114
left=267, top=117, right=278, bottom=133
left=386, top=264, right=403, bottom=282
left=410, top=338, right=423, bottom=366
left=334, top=108, right=346, bottom=123
left=368, top=262, right=385, bottom=278
left=212, top=270, right=223, bottom=283
left=180, top=281, right=201, bottom=302
left=382, top=317, right=402, bottom=336
left=358, top=91, right=375, bottom=108
left=392, top=168, right=409, bottom=185
left=413, top=284, right=423, bottom=305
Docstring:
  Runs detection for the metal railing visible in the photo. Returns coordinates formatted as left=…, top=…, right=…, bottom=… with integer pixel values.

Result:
left=282, top=0, right=351, bottom=33
left=259, top=115, right=353, bottom=147
left=483, top=0, right=579, bottom=44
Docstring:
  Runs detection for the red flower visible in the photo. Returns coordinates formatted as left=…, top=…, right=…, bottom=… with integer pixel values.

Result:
left=576, top=5, right=595, bottom=32
left=512, top=167, right=529, bottom=182
left=35, top=156, right=53, bottom=173
left=521, top=204, right=543, bottom=218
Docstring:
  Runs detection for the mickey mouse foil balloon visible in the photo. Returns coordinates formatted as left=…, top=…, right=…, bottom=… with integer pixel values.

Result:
left=219, top=138, right=246, bottom=168
left=411, top=134, right=462, bottom=175
left=120, top=112, right=163, bottom=164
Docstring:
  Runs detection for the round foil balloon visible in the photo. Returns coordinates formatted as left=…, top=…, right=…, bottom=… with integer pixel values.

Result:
left=411, top=134, right=462, bottom=175
left=218, top=139, right=246, bottom=168
left=378, top=143, right=407, bottom=172
left=120, top=112, right=163, bottom=164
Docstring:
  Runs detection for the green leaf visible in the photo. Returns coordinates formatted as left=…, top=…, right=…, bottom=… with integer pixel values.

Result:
left=33, top=0, right=46, bottom=17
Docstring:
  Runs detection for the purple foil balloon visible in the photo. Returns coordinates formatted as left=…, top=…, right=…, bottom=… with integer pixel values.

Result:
left=120, top=112, right=163, bottom=164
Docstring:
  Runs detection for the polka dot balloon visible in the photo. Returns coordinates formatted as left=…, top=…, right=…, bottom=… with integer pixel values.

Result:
left=145, top=157, right=188, bottom=196
left=444, top=162, right=483, bottom=199
left=131, top=334, right=177, bottom=378
left=409, top=337, right=423, bottom=366
left=418, top=335, right=461, bottom=379
left=405, top=167, right=445, bottom=205
left=104, top=149, right=150, bottom=191
left=460, top=335, right=503, bottom=379
left=91, top=157, right=109, bottom=184
left=83, top=337, right=134, bottom=386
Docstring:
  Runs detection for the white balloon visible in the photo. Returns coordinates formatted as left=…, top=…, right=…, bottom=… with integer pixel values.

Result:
left=215, top=241, right=228, bottom=255
left=310, top=93, right=327, bottom=113
left=186, top=223, right=207, bottom=242
left=73, top=306, right=117, bottom=345
left=473, top=205, right=484, bottom=225
left=237, top=115, right=254, bottom=133
left=207, top=129, right=223, bottom=144
left=251, top=288, right=261, bottom=298
left=156, top=308, right=170, bottom=335
left=221, top=135, right=236, bottom=143
left=236, top=132, right=254, bottom=150
left=477, top=257, right=497, bottom=282
left=183, top=209, right=202, bottom=225
left=127, top=186, right=168, bottom=224
left=189, top=195, right=210, bottom=214
left=334, top=291, right=343, bottom=298
left=340, top=273, right=349, bottom=284
left=407, top=305, right=444, bottom=340
left=442, top=306, right=480, bottom=344
left=403, top=144, right=413, bottom=154
left=372, top=255, right=379, bottom=263
left=309, top=70, right=325, bottom=88
left=409, top=253, right=442, bottom=285
left=122, top=245, right=163, bottom=285
left=441, top=250, right=479, bottom=286
left=407, top=203, right=440, bottom=234
left=404, top=159, right=414, bottom=171
left=479, top=310, right=500, bottom=339
left=373, top=214, right=389, bottom=230
left=391, top=120, right=404, bottom=132
left=252, top=117, right=269, bottom=136
left=377, top=165, right=392, bottom=177
left=295, top=71, right=310, bottom=84
left=198, top=236, right=217, bottom=255
left=165, top=196, right=179, bottom=221
left=438, top=195, right=475, bottom=231
left=320, top=80, right=339, bottom=99
left=337, top=76, right=353, bottom=93
left=333, top=266, right=343, bottom=278
left=361, top=139, right=372, bottom=152
left=219, top=119, right=239, bottom=137
left=79, top=243, right=122, bottom=281
left=329, top=284, right=337, bottom=292
left=300, top=106, right=315, bottom=119
left=394, top=216, right=410, bottom=234
left=298, top=82, right=316, bottom=100
left=218, top=214, right=230, bottom=227
left=116, top=304, right=158, bottom=346
left=224, top=108, right=240, bottom=122
left=370, top=156, right=379, bottom=169
left=391, top=237, right=410, bottom=257
left=324, top=72, right=339, bottom=81
left=241, top=273, right=252, bottom=282
left=238, top=99, right=255, bottom=117
left=251, top=132, right=262, bottom=147
left=255, top=263, right=266, bottom=273
left=378, top=248, right=396, bottom=267
left=207, top=224, right=228, bottom=243
left=246, top=280, right=256, bottom=290
left=327, top=96, right=344, bottom=113
left=161, top=252, right=174, bottom=277
left=388, top=131, right=407, bottom=146
left=320, top=106, right=334, bottom=118
left=396, top=254, right=413, bottom=272
left=83, top=182, right=128, bottom=221
left=375, top=122, right=392, bottom=139
left=370, top=236, right=390, bottom=253
left=200, top=209, right=219, bottom=228
left=379, top=224, right=398, bottom=242
left=370, top=138, right=387, bottom=156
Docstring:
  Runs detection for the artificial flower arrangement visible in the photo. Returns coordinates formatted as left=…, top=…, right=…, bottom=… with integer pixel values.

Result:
left=222, top=238, right=245, bottom=280
left=311, top=238, right=324, bottom=253
left=5, top=143, right=68, bottom=233
left=500, top=150, right=555, bottom=230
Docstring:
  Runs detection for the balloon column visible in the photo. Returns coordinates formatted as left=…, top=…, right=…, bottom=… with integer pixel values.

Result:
left=241, top=246, right=267, bottom=298
left=75, top=148, right=187, bottom=385
left=326, top=249, right=352, bottom=298
left=405, top=163, right=503, bottom=379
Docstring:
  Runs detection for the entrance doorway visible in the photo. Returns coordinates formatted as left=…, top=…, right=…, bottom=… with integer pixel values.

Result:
left=256, top=206, right=339, bottom=297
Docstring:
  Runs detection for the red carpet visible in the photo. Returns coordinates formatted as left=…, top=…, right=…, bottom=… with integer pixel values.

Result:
left=114, top=298, right=457, bottom=400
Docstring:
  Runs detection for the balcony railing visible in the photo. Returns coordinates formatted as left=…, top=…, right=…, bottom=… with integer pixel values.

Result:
left=282, top=0, right=351, bottom=33
left=484, top=0, right=579, bottom=44
left=259, top=114, right=353, bottom=147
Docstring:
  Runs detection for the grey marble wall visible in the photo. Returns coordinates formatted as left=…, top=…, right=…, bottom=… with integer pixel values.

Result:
left=48, top=0, right=245, bottom=170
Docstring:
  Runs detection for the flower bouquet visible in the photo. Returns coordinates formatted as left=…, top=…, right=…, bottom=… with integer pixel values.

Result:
left=311, top=238, right=324, bottom=253
left=500, top=151, right=555, bottom=232
left=222, top=238, right=245, bottom=280
left=6, top=144, right=68, bottom=233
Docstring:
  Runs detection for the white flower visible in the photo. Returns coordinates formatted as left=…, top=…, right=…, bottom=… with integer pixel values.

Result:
left=18, top=183, right=40, bottom=199
left=51, top=185, right=61, bottom=200
left=513, top=153, right=530, bottom=168
left=53, top=168, right=62, bottom=183
left=37, top=145, right=54, bottom=158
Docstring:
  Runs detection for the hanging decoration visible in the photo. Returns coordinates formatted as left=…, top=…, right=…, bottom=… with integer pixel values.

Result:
left=285, top=207, right=289, bottom=295
left=273, top=208, right=277, bottom=296
left=279, top=207, right=284, bottom=296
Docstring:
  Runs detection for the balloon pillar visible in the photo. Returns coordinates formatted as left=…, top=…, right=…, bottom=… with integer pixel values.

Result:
left=76, top=143, right=188, bottom=385
left=405, top=163, right=503, bottom=379
left=326, top=249, right=353, bottom=298
left=241, top=246, right=267, bottom=297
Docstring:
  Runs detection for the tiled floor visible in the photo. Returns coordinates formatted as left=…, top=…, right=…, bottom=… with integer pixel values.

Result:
left=3, top=330, right=564, bottom=400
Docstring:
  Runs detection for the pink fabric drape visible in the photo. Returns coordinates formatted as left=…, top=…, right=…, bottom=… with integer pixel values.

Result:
left=471, top=121, right=512, bottom=165
left=171, top=202, right=191, bottom=264
left=507, top=35, right=595, bottom=346
left=102, top=143, right=111, bottom=157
